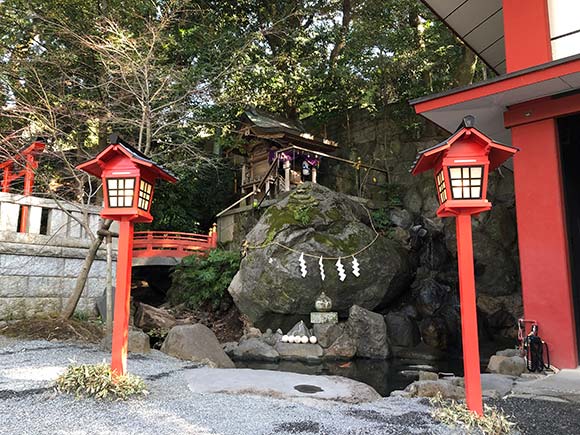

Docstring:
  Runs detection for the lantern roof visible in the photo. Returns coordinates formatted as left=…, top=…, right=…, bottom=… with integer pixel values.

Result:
left=76, top=134, right=177, bottom=183
left=410, top=116, right=518, bottom=175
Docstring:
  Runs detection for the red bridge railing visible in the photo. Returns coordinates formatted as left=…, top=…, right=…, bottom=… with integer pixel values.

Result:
left=133, top=224, right=217, bottom=259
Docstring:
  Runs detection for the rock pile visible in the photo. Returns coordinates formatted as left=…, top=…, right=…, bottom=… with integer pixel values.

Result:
left=224, top=305, right=391, bottom=363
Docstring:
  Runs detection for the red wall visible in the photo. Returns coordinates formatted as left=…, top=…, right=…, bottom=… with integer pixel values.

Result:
left=512, top=119, right=578, bottom=368
left=503, top=0, right=552, bottom=72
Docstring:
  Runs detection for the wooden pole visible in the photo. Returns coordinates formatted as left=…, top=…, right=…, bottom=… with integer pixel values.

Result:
left=456, top=213, right=483, bottom=416
left=111, top=218, right=134, bottom=376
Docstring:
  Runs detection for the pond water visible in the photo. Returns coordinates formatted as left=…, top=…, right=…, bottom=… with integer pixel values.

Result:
left=235, top=357, right=467, bottom=396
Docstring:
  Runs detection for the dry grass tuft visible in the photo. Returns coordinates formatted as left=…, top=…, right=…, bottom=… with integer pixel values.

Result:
left=0, top=317, right=104, bottom=343
left=430, top=393, right=517, bottom=435
left=56, top=363, right=148, bottom=400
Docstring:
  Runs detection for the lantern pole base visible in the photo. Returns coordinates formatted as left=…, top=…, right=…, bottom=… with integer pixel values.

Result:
left=456, top=213, right=483, bottom=416
left=111, top=218, right=134, bottom=376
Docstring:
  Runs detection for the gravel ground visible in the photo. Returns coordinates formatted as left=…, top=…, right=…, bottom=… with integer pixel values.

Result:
left=488, top=397, right=580, bottom=435
left=0, top=337, right=461, bottom=435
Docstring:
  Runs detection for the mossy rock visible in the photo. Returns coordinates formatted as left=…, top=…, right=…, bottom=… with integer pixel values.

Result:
left=228, top=183, right=413, bottom=331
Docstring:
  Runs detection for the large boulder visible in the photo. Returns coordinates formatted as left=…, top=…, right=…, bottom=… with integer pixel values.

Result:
left=161, top=324, right=235, bottom=368
left=228, top=183, right=412, bottom=330
left=346, top=305, right=390, bottom=359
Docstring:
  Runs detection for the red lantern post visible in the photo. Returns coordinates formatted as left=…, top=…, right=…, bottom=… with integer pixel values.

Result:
left=77, top=135, right=176, bottom=375
left=411, top=116, right=518, bottom=415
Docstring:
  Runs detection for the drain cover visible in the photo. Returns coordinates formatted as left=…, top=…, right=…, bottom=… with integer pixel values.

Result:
left=294, top=384, right=324, bottom=394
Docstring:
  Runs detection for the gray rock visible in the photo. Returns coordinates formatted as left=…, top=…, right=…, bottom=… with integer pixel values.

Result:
left=419, top=316, right=448, bottom=350
left=274, top=342, right=323, bottom=363
left=385, top=312, right=420, bottom=347
left=419, top=371, right=438, bottom=381
left=488, top=355, right=526, bottom=376
left=222, top=341, right=238, bottom=357
left=261, top=329, right=282, bottom=346
left=244, top=327, right=262, bottom=339
left=487, top=355, right=506, bottom=373
left=99, top=328, right=150, bottom=354
left=404, top=380, right=465, bottom=400
left=313, top=323, right=343, bottom=348
left=286, top=320, right=310, bottom=338
left=323, top=331, right=357, bottom=360
left=481, top=373, right=516, bottom=398
left=134, top=302, right=176, bottom=332
left=161, top=324, right=235, bottom=368
left=233, top=338, right=280, bottom=362
left=496, top=348, right=521, bottom=357
left=346, top=305, right=390, bottom=359
left=228, top=183, right=412, bottom=331
left=389, top=209, right=412, bottom=229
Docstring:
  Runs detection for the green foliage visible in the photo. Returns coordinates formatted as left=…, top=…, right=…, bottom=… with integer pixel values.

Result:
left=140, top=158, right=237, bottom=233
left=371, top=208, right=391, bottom=233
left=293, top=204, right=313, bottom=226
left=169, top=249, right=241, bottom=309
left=56, top=364, right=148, bottom=400
left=430, top=393, right=516, bottom=435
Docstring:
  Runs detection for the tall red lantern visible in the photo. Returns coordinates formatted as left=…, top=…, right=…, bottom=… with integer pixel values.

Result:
left=77, top=134, right=177, bottom=375
left=411, top=116, right=518, bottom=415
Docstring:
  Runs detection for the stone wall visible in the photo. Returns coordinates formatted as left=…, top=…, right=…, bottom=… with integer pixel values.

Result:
left=0, top=192, right=117, bottom=319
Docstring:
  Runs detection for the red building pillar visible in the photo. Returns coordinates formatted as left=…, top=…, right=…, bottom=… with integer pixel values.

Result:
left=503, top=0, right=552, bottom=73
left=512, top=119, right=578, bottom=368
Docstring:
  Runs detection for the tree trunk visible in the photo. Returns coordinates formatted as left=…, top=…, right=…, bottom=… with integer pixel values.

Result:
left=61, top=219, right=113, bottom=319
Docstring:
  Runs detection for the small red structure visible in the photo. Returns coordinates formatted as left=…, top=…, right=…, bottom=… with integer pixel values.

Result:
left=412, top=116, right=518, bottom=415
left=133, top=226, right=218, bottom=259
left=77, top=134, right=177, bottom=376
left=0, top=139, right=45, bottom=232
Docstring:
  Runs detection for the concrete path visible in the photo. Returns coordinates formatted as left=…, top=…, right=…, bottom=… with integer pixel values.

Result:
left=185, top=367, right=382, bottom=403
left=511, top=369, right=580, bottom=402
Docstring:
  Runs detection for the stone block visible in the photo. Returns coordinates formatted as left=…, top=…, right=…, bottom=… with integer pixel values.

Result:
left=27, top=276, right=65, bottom=297
left=88, top=260, right=108, bottom=278
left=64, top=258, right=84, bottom=277
left=87, top=278, right=109, bottom=298
left=0, top=297, right=63, bottom=319
left=0, top=276, right=28, bottom=297
left=1, top=255, right=65, bottom=277
left=310, top=312, right=338, bottom=324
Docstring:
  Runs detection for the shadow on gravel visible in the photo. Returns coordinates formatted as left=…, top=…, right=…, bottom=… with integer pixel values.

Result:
left=272, top=421, right=321, bottom=433
left=0, top=387, right=50, bottom=400
left=345, top=409, right=431, bottom=426
left=145, top=364, right=200, bottom=381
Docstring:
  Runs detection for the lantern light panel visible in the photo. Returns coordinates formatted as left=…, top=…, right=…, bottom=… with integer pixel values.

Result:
left=436, top=170, right=447, bottom=203
left=107, top=178, right=135, bottom=208
left=448, top=166, right=483, bottom=200
left=138, top=180, right=153, bottom=211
